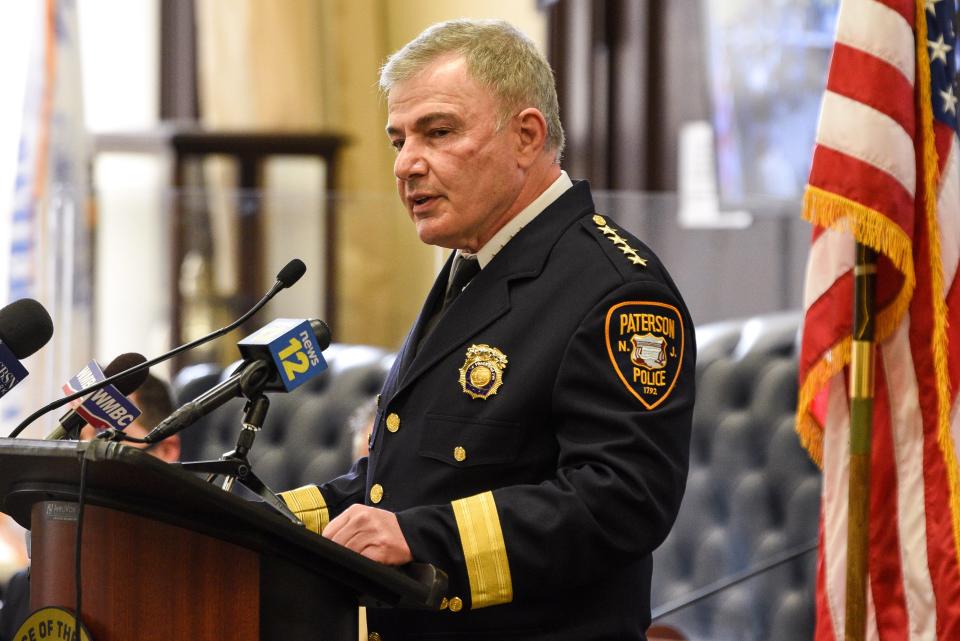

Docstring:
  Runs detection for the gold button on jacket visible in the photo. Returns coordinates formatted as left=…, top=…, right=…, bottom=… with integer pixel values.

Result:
left=386, top=413, right=400, bottom=432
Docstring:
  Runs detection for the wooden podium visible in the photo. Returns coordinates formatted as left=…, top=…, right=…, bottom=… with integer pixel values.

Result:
left=0, top=439, right=446, bottom=641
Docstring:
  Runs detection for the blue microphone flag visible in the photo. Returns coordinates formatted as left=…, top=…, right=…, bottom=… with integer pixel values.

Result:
left=237, top=319, right=327, bottom=391
left=63, top=360, right=142, bottom=431
left=0, top=342, right=29, bottom=399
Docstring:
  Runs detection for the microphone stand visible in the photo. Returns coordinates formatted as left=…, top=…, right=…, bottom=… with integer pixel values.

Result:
left=176, top=364, right=301, bottom=525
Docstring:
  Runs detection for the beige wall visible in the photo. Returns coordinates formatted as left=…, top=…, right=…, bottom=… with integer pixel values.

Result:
left=384, top=1, right=546, bottom=52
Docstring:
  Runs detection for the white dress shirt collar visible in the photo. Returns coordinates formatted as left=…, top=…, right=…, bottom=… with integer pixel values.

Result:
left=458, top=170, right=573, bottom=269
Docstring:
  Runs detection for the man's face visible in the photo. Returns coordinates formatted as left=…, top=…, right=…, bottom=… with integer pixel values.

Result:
left=387, top=55, right=526, bottom=252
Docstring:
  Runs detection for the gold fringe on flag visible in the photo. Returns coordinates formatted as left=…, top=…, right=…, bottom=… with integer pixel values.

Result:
left=914, top=0, right=960, bottom=579
left=796, top=188, right=917, bottom=467
left=796, top=336, right=850, bottom=468
left=802, top=186, right=917, bottom=339
left=802, top=186, right=915, bottom=277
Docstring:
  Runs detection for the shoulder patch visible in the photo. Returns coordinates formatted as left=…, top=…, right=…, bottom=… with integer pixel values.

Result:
left=604, top=301, right=684, bottom=409
left=591, top=214, right=647, bottom=267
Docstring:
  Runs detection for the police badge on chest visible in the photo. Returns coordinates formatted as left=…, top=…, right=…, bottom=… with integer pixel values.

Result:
left=459, top=344, right=509, bottom=400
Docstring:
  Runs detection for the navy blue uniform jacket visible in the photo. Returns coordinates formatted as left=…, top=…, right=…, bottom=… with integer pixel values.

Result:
left=281, top=181, right=695, bottom=640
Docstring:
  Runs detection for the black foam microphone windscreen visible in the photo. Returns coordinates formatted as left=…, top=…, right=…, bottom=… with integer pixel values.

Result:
left=0, top=298, right=54, bottom=358
left=276, top=259, right=307, bottom=289
left=105, top=353, right=149, bottom=395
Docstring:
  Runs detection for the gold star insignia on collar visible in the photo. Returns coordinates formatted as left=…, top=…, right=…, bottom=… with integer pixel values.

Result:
left=593, top=214, right=647, bottom=267
left=606, top=231, right=627, bottom=245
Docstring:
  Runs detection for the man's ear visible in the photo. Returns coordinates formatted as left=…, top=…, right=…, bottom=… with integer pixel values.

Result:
left=514, top=107, right=549, bottom=168
left=155, top=434, right=181, bottom=463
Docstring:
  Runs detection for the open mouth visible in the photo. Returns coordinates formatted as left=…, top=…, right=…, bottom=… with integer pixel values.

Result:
left=410, top=195, right=438, bottom=210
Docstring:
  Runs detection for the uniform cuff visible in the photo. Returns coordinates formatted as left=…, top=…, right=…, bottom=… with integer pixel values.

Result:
left=279, top=485, right=329, bottom=534
left=451, top=491, right=513, bottom=609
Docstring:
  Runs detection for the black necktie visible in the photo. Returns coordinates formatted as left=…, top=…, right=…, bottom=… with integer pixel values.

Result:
left=416, top=255, right=480, bottom=354
left=442, top=255, right=481, bottom=310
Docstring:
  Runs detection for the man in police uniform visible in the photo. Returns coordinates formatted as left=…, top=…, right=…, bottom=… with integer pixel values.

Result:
left=279, top=19, right=695, bottom=640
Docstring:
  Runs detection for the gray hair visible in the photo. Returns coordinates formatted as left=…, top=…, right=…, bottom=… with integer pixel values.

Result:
left=380, top=19, right=565, bottom=160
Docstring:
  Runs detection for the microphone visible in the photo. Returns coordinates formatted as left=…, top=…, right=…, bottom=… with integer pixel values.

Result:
left=237, top=318, right=331, bottom=391
left=143, top=318, right=331, bottom=444
left=44, top=353, right=149, bottom=440
left=0, top=299, right=54, bottom=357
left=276, top=259, right=307, bottom=288
left=6, top=258, right=308, bottom=438
left=0, top=298, right=54, bottom=399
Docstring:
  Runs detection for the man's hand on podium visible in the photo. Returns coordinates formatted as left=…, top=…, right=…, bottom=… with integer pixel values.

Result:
left=323, top=504, right=413, bottom=565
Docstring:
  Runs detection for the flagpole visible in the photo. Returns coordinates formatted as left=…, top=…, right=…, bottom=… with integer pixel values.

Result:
left=845, top=242, right=876, bottom=641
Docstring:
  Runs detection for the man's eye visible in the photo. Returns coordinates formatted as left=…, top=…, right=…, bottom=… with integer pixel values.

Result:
left=391, top=139, right=404, bottom=151
left=430, top=129, right=451, bottom=138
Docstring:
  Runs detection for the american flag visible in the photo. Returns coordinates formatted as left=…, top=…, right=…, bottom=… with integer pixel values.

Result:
left=798, top=0, right=960, bottom=638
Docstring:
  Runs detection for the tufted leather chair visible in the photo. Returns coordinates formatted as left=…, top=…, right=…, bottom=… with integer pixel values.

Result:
left=171, top=313, right=818, bottom=640
left=650, top=311, right=818, bottom=641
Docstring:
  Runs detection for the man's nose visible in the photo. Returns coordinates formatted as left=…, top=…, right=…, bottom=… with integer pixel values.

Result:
left=394, top=139, right=427, bottom=180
